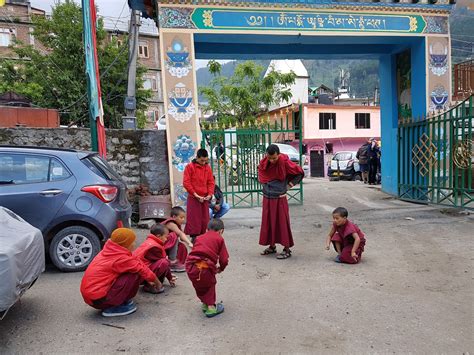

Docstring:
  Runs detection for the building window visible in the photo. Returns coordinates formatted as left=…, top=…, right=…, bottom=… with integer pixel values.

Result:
left=138, top=41, right=149, bottom=58
left=355, top=113, right=371, bottom=129
left=145, top=110, right=155, bottom=122
left=0, top=28, right=15, bottom=47
left=319, top=113, right=336, bottom=130
left=29, top=27, right=35, bottom=46
left=143, top=76, right=157, bottom=91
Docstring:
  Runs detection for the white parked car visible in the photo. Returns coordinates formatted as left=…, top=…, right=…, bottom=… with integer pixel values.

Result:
left=274, top=143, right=310, bottom=177
left=155, top=115, right=166, bottom=130
left=328, top=151, right=361, bottom=181
left=222, top=143, right=308, bottom=183
left=0, top=207, right=45, bottom=320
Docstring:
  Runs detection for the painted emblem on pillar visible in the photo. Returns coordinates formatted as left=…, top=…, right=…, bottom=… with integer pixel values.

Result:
left=423, top=16, right=448, bottom=34
left=172, top=134, right=196, bottom=172
left=430, top=85, right=449, bottom=111
left=174, top=184, right=188, bottom=205
left=168, top=83, right=195, bottom=122
left=165, top=39, right=192, bottom=78
left=429, top=42, right=448, bottom=77
left=159, top=7, right=195, bottom=29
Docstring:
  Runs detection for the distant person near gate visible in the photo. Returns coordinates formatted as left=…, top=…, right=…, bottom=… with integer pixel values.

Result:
left=356, top=139, right=371, bottom=184
left=367, top=138, right=381, bottom=185
left=209, top=176, right=230, bottom=219
left=183, top=148, right=215, bottom=243
left=258, top=144, right=304, bottom=259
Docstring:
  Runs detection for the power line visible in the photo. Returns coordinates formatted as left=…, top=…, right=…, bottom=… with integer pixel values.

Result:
left=59, top=36, right=130, bottom=113
left=451, top=38, right=474, bottom=44
left=0, top=7, right=136, bottom=116
left=451, top=47, right=474, bottom=53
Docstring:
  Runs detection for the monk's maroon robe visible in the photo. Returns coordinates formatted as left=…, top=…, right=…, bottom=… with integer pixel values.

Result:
left=258, top=154, right=304, bottom=249
left=161, top=218, right=188, bottom=265
left=330, top=220, right=366, bottom=264
left=183, top=161, right=214, bottom=236
left=186, top=230, right=229, bottom=306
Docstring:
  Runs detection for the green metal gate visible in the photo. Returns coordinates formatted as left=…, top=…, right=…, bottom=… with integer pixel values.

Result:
left=398, top=95, right=473, bottom=209
left=201, top=105, right=303, bottom=208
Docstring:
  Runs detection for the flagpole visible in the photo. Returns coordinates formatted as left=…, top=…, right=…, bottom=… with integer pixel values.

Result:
left=82, top=0, right=106, bottom=157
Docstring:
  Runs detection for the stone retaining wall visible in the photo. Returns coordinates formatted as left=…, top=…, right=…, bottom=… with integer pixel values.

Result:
left=0, top=128, right=169, bottom=195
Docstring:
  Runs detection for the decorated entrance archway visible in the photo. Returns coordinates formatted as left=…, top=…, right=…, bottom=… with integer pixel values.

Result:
left=133, top=0, right=455, bottom=206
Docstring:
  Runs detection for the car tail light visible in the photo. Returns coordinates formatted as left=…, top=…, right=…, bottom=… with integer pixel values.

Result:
left=81, top=185, right=118, bottom=203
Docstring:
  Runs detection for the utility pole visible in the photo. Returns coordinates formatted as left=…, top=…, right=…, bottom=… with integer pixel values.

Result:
left=123, top=10, right=140, bottom=129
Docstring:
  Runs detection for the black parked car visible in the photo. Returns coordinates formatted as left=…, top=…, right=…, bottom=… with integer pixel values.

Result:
left=0, top=146, right=132, bottom=272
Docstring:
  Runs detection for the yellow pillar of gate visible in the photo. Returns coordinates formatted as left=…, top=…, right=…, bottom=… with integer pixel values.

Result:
left=160, top=31, right=200, bottom=206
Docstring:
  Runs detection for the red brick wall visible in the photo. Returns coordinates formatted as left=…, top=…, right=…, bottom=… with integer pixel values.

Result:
left=0, top=107, right=60, bottom=128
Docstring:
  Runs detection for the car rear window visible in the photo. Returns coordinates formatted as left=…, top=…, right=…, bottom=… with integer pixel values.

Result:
left=82, top=154, right=121, bottom=181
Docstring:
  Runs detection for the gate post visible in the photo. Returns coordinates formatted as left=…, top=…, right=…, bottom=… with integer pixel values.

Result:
left=159, top=31, right=200, bottom=206
left=426, top=36, right=452, bottom=115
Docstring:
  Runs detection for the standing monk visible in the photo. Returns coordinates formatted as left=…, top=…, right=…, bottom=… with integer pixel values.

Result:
left=259, top=144, right=304, bottom=259
left=183, top=148, right=215, bottom=242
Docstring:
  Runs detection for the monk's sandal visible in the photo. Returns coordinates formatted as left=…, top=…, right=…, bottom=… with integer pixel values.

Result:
left=261, top=246, right=277, bottom=255
left=277, top=249, right=292, bottom=259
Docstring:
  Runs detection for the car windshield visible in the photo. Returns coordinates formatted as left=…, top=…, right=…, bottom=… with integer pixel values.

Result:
left=278, top=145, right=298, bottom=154
left=333, top=152, right=353, bottom=161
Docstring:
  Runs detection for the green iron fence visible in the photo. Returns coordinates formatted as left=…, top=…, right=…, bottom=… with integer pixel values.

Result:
left=201, top=106, right=303, bottom=208
left=398, top=95, right=473, bottom=209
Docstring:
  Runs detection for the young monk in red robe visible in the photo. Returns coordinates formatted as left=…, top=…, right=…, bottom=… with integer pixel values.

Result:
left=186, top=218, right=229, bottom=318
left=325, top=207, right=366, bottom=264
left=183, top=148, right=215, bottom=242
left=80, top=228, right=160, bottom=317
left=161, top=206, right=193, bottom=273
left=133, top=224, right=177, bottom=294
left=259, top=144, right=304, bottom=259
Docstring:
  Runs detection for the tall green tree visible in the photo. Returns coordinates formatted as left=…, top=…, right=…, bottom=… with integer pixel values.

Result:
left=0, top=0, right=151, bottom=128
left=199, top=60, right=296, bottom=124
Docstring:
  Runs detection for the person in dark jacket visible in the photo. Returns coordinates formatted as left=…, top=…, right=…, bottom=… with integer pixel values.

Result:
left=209, top=178, right=230, bottom=219
left=367, top=138, right=380, bottom=185
left=356, top=140, right=371, bottom=184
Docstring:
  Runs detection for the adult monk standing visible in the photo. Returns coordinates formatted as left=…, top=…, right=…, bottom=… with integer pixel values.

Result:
left=258, top=144, right=304, bottom=259
left=183, top=148, right=215, bottom=242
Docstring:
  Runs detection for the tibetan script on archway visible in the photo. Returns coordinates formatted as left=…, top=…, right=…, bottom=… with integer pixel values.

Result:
left=191, top=9, right=426, bottom=33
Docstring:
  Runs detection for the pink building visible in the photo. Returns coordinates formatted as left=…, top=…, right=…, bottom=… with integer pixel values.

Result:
left=301, top=104, right=380, bottom=177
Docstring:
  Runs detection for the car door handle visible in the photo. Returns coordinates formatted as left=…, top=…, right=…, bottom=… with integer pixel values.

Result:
left=40, top=189, right=63, bottom=196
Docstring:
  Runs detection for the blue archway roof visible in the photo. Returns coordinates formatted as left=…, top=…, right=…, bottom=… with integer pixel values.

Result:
left=128, top=0, right=452, bottom=19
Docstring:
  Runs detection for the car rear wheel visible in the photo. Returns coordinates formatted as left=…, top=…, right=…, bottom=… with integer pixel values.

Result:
left=49, top=226, right=100, bottom=272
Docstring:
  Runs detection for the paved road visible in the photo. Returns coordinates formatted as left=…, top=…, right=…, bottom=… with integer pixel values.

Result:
left=1, top=179, right=473, bottom=354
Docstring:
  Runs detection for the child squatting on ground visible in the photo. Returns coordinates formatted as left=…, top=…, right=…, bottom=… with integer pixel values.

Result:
left=80, top=228, right=160, bottom=317
left=133, top=224, right=177, bottom=294
left=185, top=218, right=229, bottom=318
left=161, top=206, right=194, bottom=273
left=326, top=207, right=366, bottom=264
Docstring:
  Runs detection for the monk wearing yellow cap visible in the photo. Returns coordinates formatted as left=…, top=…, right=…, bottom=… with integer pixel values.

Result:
left=80, top=228, right=160, bottom=317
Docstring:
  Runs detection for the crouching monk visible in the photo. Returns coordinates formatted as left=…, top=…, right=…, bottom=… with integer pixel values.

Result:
left=258, top=144, right=304, bottom=259
left=186, top=218, right=229, bottom=318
